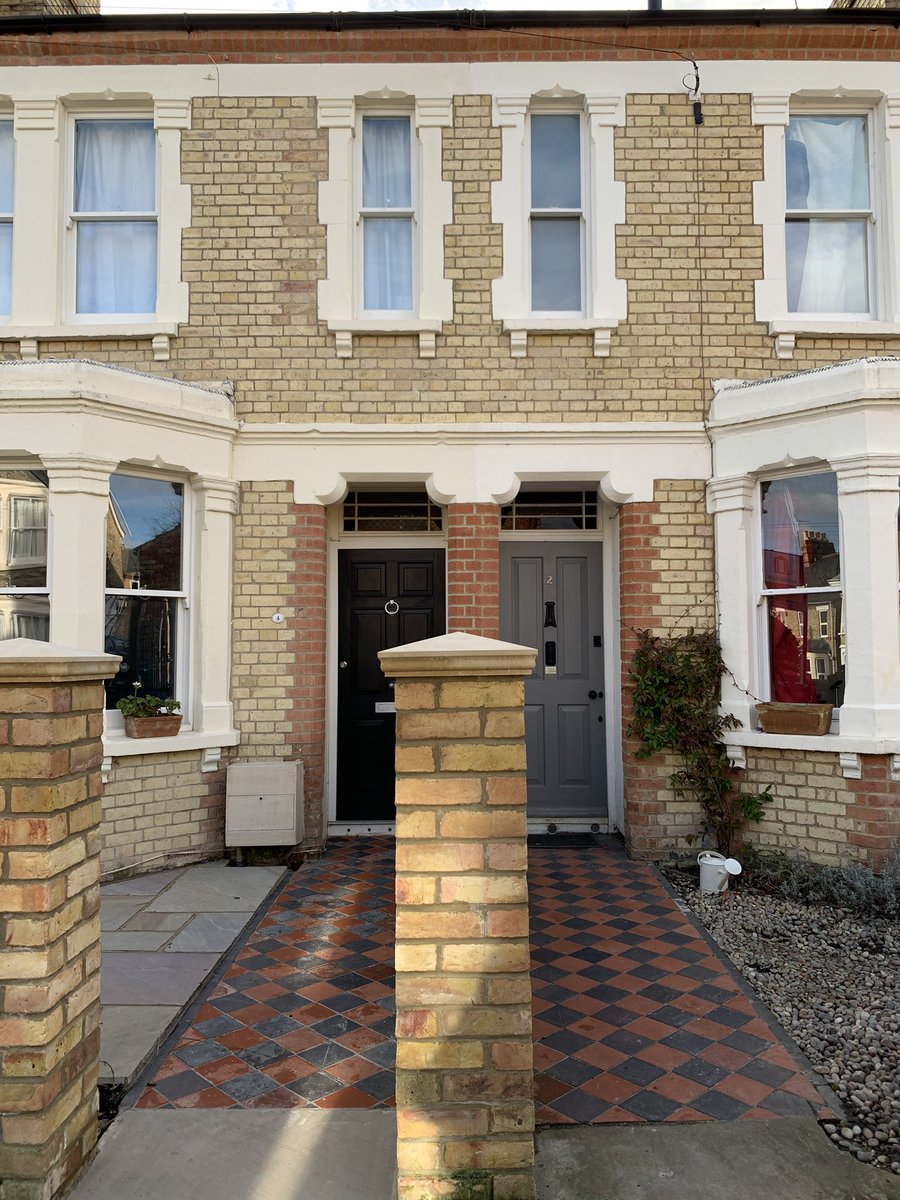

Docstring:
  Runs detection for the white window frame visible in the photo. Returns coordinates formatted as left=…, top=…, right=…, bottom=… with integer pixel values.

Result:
left=66, top=109, right=160, bottom=324
left=752, top=91, right=900, bottom=359
left=357, top=110, right=417, bottom=320
left=492, top=90, right=626, bottom=359
left=7, top=492, right=48, bottom=569
left=0, top=463, right=50, bottom=645
left=0, top=115, right=13, bottom=321
left=103, top=468, right=192, bottom=734
left=2, top=96, right=190, bottom=358
left=784, top=108, right=876, bottom=322
left=755, top=468, right=844, bottom=716
left=317, top=93, right=453, bottom=359
left=527, top=106, right=587, bottom=319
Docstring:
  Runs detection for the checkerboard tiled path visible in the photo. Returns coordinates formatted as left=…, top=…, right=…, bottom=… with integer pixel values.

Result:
left=134, top=837, right=834, bottom=1123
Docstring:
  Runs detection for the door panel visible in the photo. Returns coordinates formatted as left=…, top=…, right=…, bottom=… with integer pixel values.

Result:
left=337, top=548, right=445, bottom=822
left=500, top=541, right=606, bottom=819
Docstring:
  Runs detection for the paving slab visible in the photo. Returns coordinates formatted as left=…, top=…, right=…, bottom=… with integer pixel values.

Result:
left=100, top=898, right=147, bottom=932
left=101, top=951, right=219, bottom=1006
left=535, top=1122, right=900, bottom=1200
left=145, top=863, right=284, bottom=912
left=164, top=911, right=250, bottom=953
left=102, top=931, right=173, bottom=952
left=122, top=911, right=188, bottom=933
left=101, top=869, right=185, bottom=897
left=69, top=1111, right=398, bottom=1200
left=100, top=1007, right=179, bottom=1085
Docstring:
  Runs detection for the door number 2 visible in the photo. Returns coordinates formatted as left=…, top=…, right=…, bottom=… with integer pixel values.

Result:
left=546, top=575, right=553, bottom=584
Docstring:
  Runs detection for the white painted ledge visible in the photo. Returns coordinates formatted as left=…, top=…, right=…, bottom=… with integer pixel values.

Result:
left=723, top=729, right=900, bottom=756
left=503, top=317, right=621, bottom=359
left=326, top=319, right=444, bottom=359
left=103, top=729, right=240, bottom=760
left=0, top=322, right=180, bottom=340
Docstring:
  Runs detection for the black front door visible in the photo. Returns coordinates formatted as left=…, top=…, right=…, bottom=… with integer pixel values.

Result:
left=336, top=549, right=445, bottom=821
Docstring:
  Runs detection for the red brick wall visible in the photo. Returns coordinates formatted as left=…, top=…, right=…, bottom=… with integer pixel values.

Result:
left=847, top=757, right=900, bottom=867
left=290, top=503, right=327, bottom=847
left=618, top=500, right=672, bottom=859
left=1, top=22, right=898, bottom=66
left=447, top=503, right=500, bottom=639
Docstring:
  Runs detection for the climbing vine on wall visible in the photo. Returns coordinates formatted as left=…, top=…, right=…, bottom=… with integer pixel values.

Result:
left=628, top=629, right=771, bottom=856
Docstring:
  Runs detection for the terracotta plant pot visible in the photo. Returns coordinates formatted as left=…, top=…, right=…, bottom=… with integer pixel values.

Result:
left=756, top=702, right=833, bottom=736
left=123, top=714, right=183, bottom=739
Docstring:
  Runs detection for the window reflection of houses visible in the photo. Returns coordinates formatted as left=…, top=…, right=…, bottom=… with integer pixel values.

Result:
left=801, top=529, right=845, bottom=706
left=104, top=478, right=182, bottom=709
left=0, top=469, right=50, bottom=641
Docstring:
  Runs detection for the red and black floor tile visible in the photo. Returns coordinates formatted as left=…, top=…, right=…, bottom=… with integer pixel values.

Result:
left=134, top=837, right=836, bottom=1125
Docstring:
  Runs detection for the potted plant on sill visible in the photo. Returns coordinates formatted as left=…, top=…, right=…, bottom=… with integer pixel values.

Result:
left=116, top=683, right=182, bottom=739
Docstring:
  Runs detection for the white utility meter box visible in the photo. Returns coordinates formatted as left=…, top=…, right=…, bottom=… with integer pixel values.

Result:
left=225, top=760, right=304, bottom=847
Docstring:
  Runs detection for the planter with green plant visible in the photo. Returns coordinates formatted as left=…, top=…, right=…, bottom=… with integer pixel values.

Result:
left=116, top=683, right=182, bottom=739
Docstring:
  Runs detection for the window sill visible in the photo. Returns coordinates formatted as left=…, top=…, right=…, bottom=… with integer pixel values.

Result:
left=0, top=324, right=179, bottom=362
left=723, top=729, right=900, bottom=779
left=326, top=319, right=444, bottom=360
left=767, top=319, right=900, bottom=360
left=502, top=318, right=620, bottom=359
left=103, top=728, right=240, bottom=764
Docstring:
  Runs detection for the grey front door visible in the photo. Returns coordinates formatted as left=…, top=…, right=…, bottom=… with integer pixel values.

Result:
left=500, top=542, right=607, bottom=819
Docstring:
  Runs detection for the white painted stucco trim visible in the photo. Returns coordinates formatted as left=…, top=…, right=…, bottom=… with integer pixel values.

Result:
left=752, top=90, right=900, bottom=359
left=709, top=356, right=900, bottom=741
left=316, top=93, right=453, bottom=358
left=491, top=91, right=626, bottom=359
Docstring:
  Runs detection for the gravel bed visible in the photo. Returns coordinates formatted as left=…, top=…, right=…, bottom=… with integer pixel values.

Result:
left=665, top=870, right=900, bottom=1174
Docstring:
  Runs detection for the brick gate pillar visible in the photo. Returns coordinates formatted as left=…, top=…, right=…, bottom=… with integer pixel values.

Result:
left=0, top=639, right=119, bottom=1200
left=446, top=503, right=500, bottom=639
left=379, top=631, right=538, bottom=1200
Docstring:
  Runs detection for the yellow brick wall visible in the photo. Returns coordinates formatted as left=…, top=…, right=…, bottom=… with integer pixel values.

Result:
left=101, top=751, right=223, bottom=875
left=231, top=480, right=297, bottom=760
left=7, top=92, right=900, bottom=420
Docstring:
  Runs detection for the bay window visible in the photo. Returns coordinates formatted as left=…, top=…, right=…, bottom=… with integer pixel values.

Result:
left=104, top=473, right=186, bottom=716
left=71, top=117, right=158, bottom=317
left=530, top=112, right=584, bottom=314
left=0, top=120, right=12, bottom=317
left=361, top=115, right=414, bottom=314
left=0, top=467, right=49, bottom=642
left=785, top=114, right=873, bottom=317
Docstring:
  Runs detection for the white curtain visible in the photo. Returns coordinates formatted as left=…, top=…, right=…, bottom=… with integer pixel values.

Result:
left=786, top=116, right=869, bottom=314
left=362, top=117, right=413, bottom=311
left=74, top=120, right=157, bottom=314
left=0, top=122, right=14, bottom=316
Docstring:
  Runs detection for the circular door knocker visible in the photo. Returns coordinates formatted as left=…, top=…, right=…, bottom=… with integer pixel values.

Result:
left=384, top=599, right=400, bottom=616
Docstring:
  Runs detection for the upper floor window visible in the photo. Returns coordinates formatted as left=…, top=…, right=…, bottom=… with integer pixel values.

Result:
left=785, top=115, right=872, bottom=316
left=361, top=115, right=414, bottom=315
left=530, top=113, right=583, bottom=314
left=0, top=121, right=13, bottom=317
left=71, top=118, right=158, bottom=317
left=760, top=471, right=844, bottom=708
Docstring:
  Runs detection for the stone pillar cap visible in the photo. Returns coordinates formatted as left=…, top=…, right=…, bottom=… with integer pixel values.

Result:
left=0, top=639, right=121, bottom=684
left=379, top=631, right=537, bottom=678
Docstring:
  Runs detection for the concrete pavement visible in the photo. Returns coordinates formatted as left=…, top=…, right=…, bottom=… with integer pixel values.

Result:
left=69, top=1113, right=900, bottom=1200
left=100, top=862, right=285, bottom=1086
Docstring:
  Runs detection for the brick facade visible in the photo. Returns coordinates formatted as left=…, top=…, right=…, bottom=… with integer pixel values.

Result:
left=447, top=504, right=501, bottom=639
left=0, top=16, right=898, bottom=869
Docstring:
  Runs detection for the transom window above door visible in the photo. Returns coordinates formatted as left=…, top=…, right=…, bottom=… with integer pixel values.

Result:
left=342, top=490, right=443, bottom=533
left=501, top=490, right=599, bottom=531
